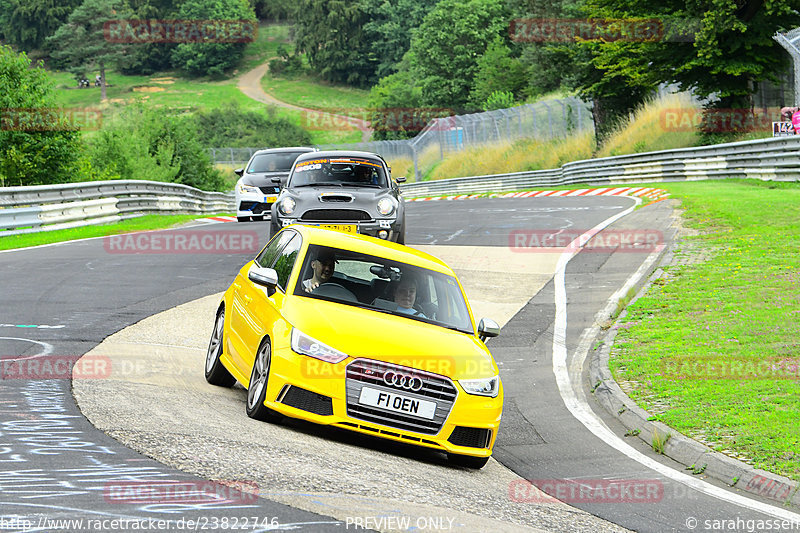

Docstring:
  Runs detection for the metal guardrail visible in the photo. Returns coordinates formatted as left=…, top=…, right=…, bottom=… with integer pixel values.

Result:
left=399, top=136, right=800, bottom=197
left=0, top=180, right=234, bottom=236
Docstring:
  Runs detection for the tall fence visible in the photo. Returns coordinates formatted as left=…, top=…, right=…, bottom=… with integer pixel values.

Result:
left=209, top=97, right=594, bottom=179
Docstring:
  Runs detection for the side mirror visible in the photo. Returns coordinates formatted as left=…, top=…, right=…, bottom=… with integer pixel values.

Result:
left=478, top=318, right=500, bottom=342
left=395, top=176, right=407, bottom=183
left=248, top=266, right=278, bottom=294
left=234, top=168, right=244, bottom=177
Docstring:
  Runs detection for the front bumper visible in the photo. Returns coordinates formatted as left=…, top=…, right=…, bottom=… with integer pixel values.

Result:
left=277, top=217, right=402, bottom=241
left=237, top=191, right=278, bottom=217
left=260, top=350, right=502, bottom=457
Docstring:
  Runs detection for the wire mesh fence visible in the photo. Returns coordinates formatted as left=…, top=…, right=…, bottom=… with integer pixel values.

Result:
left=209, top=97, right=594, bottom=180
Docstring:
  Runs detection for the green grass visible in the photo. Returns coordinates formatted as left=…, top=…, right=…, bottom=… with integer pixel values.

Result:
left=609, top=179, right=800, bottom=479
left=240, top=23, right=294, bottom=71
left=261, top=72, right=370, bottom=117
left=0, top=214, right=212, bottom=251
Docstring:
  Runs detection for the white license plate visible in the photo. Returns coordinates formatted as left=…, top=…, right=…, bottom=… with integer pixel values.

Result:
left=358, top=387, right=436, bottom=420
left=264, top=195, right=277, bottom=203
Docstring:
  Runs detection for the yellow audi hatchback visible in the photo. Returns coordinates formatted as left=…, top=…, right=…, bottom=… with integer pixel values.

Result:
left=205, top=225, right=503, bottom=468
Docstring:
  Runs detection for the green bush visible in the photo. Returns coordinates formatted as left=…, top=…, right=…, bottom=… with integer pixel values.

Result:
left=0, top=45, right=82, bottom=187
left=87, top=104, right=226, bottom=191
left=192, top=102, right=311, bottom=148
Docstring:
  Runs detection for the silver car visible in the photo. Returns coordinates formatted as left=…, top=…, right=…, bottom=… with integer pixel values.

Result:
left=269, top=151, right=406, bottom=243
left=235, top=147, right=317, bottom=222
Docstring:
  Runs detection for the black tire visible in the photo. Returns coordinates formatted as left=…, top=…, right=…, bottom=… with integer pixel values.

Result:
left=236, top=216, right=249, bottom=223
left=245, top=339, right=283, bottom=422
left=205, top=308, right=236, bottom=387
left=447, top=453, right=490, bottom=469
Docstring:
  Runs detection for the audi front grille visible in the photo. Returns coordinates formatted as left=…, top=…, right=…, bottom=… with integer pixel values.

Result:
left=345, top=359, right=458, bottom=435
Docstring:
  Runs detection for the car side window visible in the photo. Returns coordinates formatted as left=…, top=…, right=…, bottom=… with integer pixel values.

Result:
left=255, top=230, right=295, bottom=268
left=273, top=234, right=302, bottom=290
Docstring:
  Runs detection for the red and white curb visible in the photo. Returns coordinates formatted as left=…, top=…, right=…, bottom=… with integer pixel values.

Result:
left=408, top=187, right=670, bottom=202
left=195, top=215, right=237, bottom=223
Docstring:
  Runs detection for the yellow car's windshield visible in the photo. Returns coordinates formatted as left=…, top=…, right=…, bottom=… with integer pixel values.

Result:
left=294, top=244, right=474, bottom=335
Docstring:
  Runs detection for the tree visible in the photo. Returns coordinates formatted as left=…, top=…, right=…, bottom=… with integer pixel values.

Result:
left=293, top=0, right=376, bottom=87
left=469, top=37, right=529, bottom=108
left=360, top=0, right=433, bottom=80
left=47, top=0, right=135, bottom=101
left=0, top=0, right=81, bottom=50
left=367, top=68, right=425, bottom=140
left=0, top=46, right=81, bottom=187
left=580, top=0, right=800, bottom=136
left=169, top=0, right=257, bottom=78
left=408, top=0, right=509, bottom=109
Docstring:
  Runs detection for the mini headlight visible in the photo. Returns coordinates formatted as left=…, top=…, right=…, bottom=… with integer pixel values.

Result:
left=280, top=197, right=296, bottom=215
left=459, top=375, right=500, bottom=397
left=377, top=197, right=396, bottom=216
left=291, top=328, right=348, bottom=363
left=237, top=182, right=259, bottom=194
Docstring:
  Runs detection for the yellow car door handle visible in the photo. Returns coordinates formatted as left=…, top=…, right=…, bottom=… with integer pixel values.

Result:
left=243, top=295, right=253, bottom=305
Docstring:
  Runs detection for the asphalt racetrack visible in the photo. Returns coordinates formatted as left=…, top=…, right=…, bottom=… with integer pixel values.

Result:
left=1, top=195, right=797, bottom=532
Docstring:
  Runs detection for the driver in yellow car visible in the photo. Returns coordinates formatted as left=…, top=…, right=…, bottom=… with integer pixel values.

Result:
left=302, top=250, right=336, bottom=293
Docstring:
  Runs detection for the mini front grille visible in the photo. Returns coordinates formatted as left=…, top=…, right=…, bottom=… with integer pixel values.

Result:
left=448, top=426, right=492, bottom=449
left=280, top=386, right=333, bottom=416
left=344, top=359, right=457, bottom=435
left=300, top=209, right=372, bottom=222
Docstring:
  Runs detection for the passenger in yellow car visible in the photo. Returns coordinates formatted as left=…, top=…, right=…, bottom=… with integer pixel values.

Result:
left=302, top=250, right=336, bottom=293
left=392, top=275, right=427, bottom=318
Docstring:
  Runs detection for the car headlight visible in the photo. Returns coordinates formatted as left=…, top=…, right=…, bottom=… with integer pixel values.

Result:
left=377, top=197, right=396, bottom=216
left=459, top=375, right=500, bottom=397
left=291, top=328, right=348, bottom=363
left=280, top=197, right=296, bottom=215
left=237, top=182, right=259, bottom=194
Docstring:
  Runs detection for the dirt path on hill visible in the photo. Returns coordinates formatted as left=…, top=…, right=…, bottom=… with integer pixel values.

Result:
left=237, top=61, right=371, bottom=143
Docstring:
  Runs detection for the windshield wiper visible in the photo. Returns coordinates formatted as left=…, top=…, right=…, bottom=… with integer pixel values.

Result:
left=340, top=183, right=381, bottom=188
left=291, top=183, right=342, bottom=188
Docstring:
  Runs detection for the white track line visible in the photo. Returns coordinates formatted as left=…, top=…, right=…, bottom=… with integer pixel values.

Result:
left=551, top=199, right=800, bottom=522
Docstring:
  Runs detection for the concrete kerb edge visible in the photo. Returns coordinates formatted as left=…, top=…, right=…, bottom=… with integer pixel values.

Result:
left=587, top=234, right=800, bottom=509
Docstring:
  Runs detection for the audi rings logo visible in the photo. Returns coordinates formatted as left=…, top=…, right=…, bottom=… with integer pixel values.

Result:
left=383, top=371, right=424, bottom=392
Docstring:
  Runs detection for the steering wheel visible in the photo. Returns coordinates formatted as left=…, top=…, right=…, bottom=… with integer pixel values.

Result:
left=313, top=283, right=358, bottom=303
